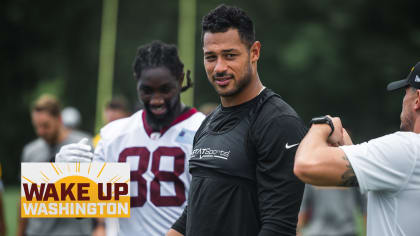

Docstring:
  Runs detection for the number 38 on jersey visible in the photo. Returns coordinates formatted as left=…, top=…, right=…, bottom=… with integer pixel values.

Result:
left=118, top=146, right=187, bottom=208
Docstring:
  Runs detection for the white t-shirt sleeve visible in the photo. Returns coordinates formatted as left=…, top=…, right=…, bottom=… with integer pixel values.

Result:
left=339, top=132, right=418, bottom=194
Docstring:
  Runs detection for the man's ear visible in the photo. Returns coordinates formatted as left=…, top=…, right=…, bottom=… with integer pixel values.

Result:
left=250, top=41, right=261, bottom=63
left=415, top=89, right=420, bottom=111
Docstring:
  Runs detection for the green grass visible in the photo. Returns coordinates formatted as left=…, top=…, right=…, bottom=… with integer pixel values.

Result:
left=3, top=186, right=19, bottom=236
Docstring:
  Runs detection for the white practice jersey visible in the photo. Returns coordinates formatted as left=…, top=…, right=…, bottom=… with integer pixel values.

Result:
left=94, top=109, right=205, bottom=236
left=340, top=132, right=420, bottom=236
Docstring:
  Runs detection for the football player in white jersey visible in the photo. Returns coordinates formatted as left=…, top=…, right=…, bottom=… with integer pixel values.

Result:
left=56, top=41, right=205, bottom=236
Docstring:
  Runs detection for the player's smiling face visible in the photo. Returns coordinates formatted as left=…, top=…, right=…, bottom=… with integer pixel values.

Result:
left=137, top=66, right=182, bottom=126
left=203, top=28, right=254, bottom=98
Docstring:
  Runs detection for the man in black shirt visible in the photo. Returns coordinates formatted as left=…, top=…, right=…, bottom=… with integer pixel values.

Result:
left=167, top=4, right=306, bottom=236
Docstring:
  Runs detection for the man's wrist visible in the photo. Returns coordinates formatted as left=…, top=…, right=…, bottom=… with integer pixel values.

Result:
left=309, top=116, right=334, bottom=137
left=311, top=123, right=334, bottom=138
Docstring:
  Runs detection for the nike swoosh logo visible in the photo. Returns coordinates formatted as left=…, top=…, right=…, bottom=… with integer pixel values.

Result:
left=415, top=75, right=420, bottom=83
left=285, top=143, right=299, bottom=149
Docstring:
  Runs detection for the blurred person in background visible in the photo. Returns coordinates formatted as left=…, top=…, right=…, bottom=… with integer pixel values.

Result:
left=198, top=102, right=218, bottom=116
left=297, top=185, right=366, bottom=236
left=294, top=62, right=420, bottom=236
left=62, top=106, right=93, bottom=141
left=56, top=41, right=205, bottom=236
left=62, top=106, right=82, bottom=130
left=92, top=96, right=132, bottom=148
left=0, top=164, right=5, bottom=236
left=18, top=94, right=98, bottom=236
left=91, top=97, right=131, bottom=236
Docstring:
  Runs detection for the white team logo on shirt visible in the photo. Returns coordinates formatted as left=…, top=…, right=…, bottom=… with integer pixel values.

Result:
left=192, top=148, right=230, bottom=160
left=285, top=143, right=299, bottom=149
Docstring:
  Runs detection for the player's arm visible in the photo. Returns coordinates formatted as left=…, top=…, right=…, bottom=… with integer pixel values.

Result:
left=166, top=229, right=183, bottom=236
left=252, top=114, right=306, bottom=236
left=294, top=116, right=358, bottom=187
left=167, top=205, right=187, bottom=236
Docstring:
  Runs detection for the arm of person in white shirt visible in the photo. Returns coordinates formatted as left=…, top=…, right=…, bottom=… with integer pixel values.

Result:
left=294, top=116, right=358, bottom=187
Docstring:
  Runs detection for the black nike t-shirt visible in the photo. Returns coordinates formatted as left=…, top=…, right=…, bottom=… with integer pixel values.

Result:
left=172, top=88, right=307, bottom=236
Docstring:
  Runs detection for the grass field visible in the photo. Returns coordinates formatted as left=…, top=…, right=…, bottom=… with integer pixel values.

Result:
left=3, top=185, right=19, bottom=236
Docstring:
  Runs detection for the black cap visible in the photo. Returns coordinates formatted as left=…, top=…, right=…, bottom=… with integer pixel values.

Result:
left=387, top=62, right=420, bottom=91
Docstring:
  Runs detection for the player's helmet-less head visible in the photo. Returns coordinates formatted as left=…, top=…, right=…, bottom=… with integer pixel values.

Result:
left=133, top=40, right=192, bottom=91
left=387, top=61, right=420, bottom=91
left=201, top=4, right=255, bottom=49
left=132, top=41, right=192, bottom=129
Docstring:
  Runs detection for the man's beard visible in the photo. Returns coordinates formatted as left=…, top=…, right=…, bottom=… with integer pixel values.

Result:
left=400, top=114, right=414, bottom=132
left=43, top=131, right=59, bottom=145
left=144, top=97, right=179, bottom=131
left=213, top=63, right=252, bottom=98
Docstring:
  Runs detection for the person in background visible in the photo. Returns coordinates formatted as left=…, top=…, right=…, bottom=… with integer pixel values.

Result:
left=93, top=97, right=132, bottom=148
left=198, top=102, right=218, bottom=116
left=298, top=184, right=366, bottom=236
left=62, top=106, right=82, bottom=130
left=90, top=97, right=131, bottom=236
left=18, top=94, right=98, bottom=236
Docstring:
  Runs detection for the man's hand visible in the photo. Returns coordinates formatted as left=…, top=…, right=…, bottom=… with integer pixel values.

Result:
left=326, top=116, right=344, bottom=146
left=342, top=128, right=353, bottom=145
left=55, top=138, right=93, bottom=163
left=166, top=229, right=184, bottom=236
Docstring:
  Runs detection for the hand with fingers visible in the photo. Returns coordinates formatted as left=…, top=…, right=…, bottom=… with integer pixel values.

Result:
left=326, top=116, right=344, bottom=146
left=55, top=138, right=93, bottom=163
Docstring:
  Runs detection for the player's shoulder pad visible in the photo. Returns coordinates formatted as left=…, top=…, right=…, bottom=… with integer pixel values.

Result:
left=99, top=110, right=141, bottom=141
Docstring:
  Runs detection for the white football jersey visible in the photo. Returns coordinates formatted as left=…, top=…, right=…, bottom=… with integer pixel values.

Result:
left=94, top=109, right=205, bottom=236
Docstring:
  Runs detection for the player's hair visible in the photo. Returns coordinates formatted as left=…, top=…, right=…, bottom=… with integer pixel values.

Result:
left=132, top=40, right=192, bottom=92
left=32, top=94, right=61, bottom=117
left=106, top=96, right=131, bottom=114
left=201, top=4, right=255, bottom=49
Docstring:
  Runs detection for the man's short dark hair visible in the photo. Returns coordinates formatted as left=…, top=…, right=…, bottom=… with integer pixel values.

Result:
left=201, top=4, right=255, bottom=48
left=106, top=96, right=131, bottom=113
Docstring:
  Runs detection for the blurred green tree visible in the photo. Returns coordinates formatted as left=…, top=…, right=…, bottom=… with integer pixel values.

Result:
left=1, top=0, right=419, bottom=185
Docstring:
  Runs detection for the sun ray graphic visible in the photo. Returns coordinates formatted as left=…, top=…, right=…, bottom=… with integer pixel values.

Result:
left=40, top=171, right=50, bottom=181
left=88, top=162, right=92, bottom=175
left=109, top=175, right=118, bottom=183
left=97, top=163, right=107, bottom=178
left=50, top=163, right=62, bottom=176
left=22, top=176, right=35, bottom=184
left=112, top=176, right=122, bottom=184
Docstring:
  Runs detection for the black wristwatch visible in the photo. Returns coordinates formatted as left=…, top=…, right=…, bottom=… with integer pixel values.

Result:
left=309, top=116, right=334, bottom=137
